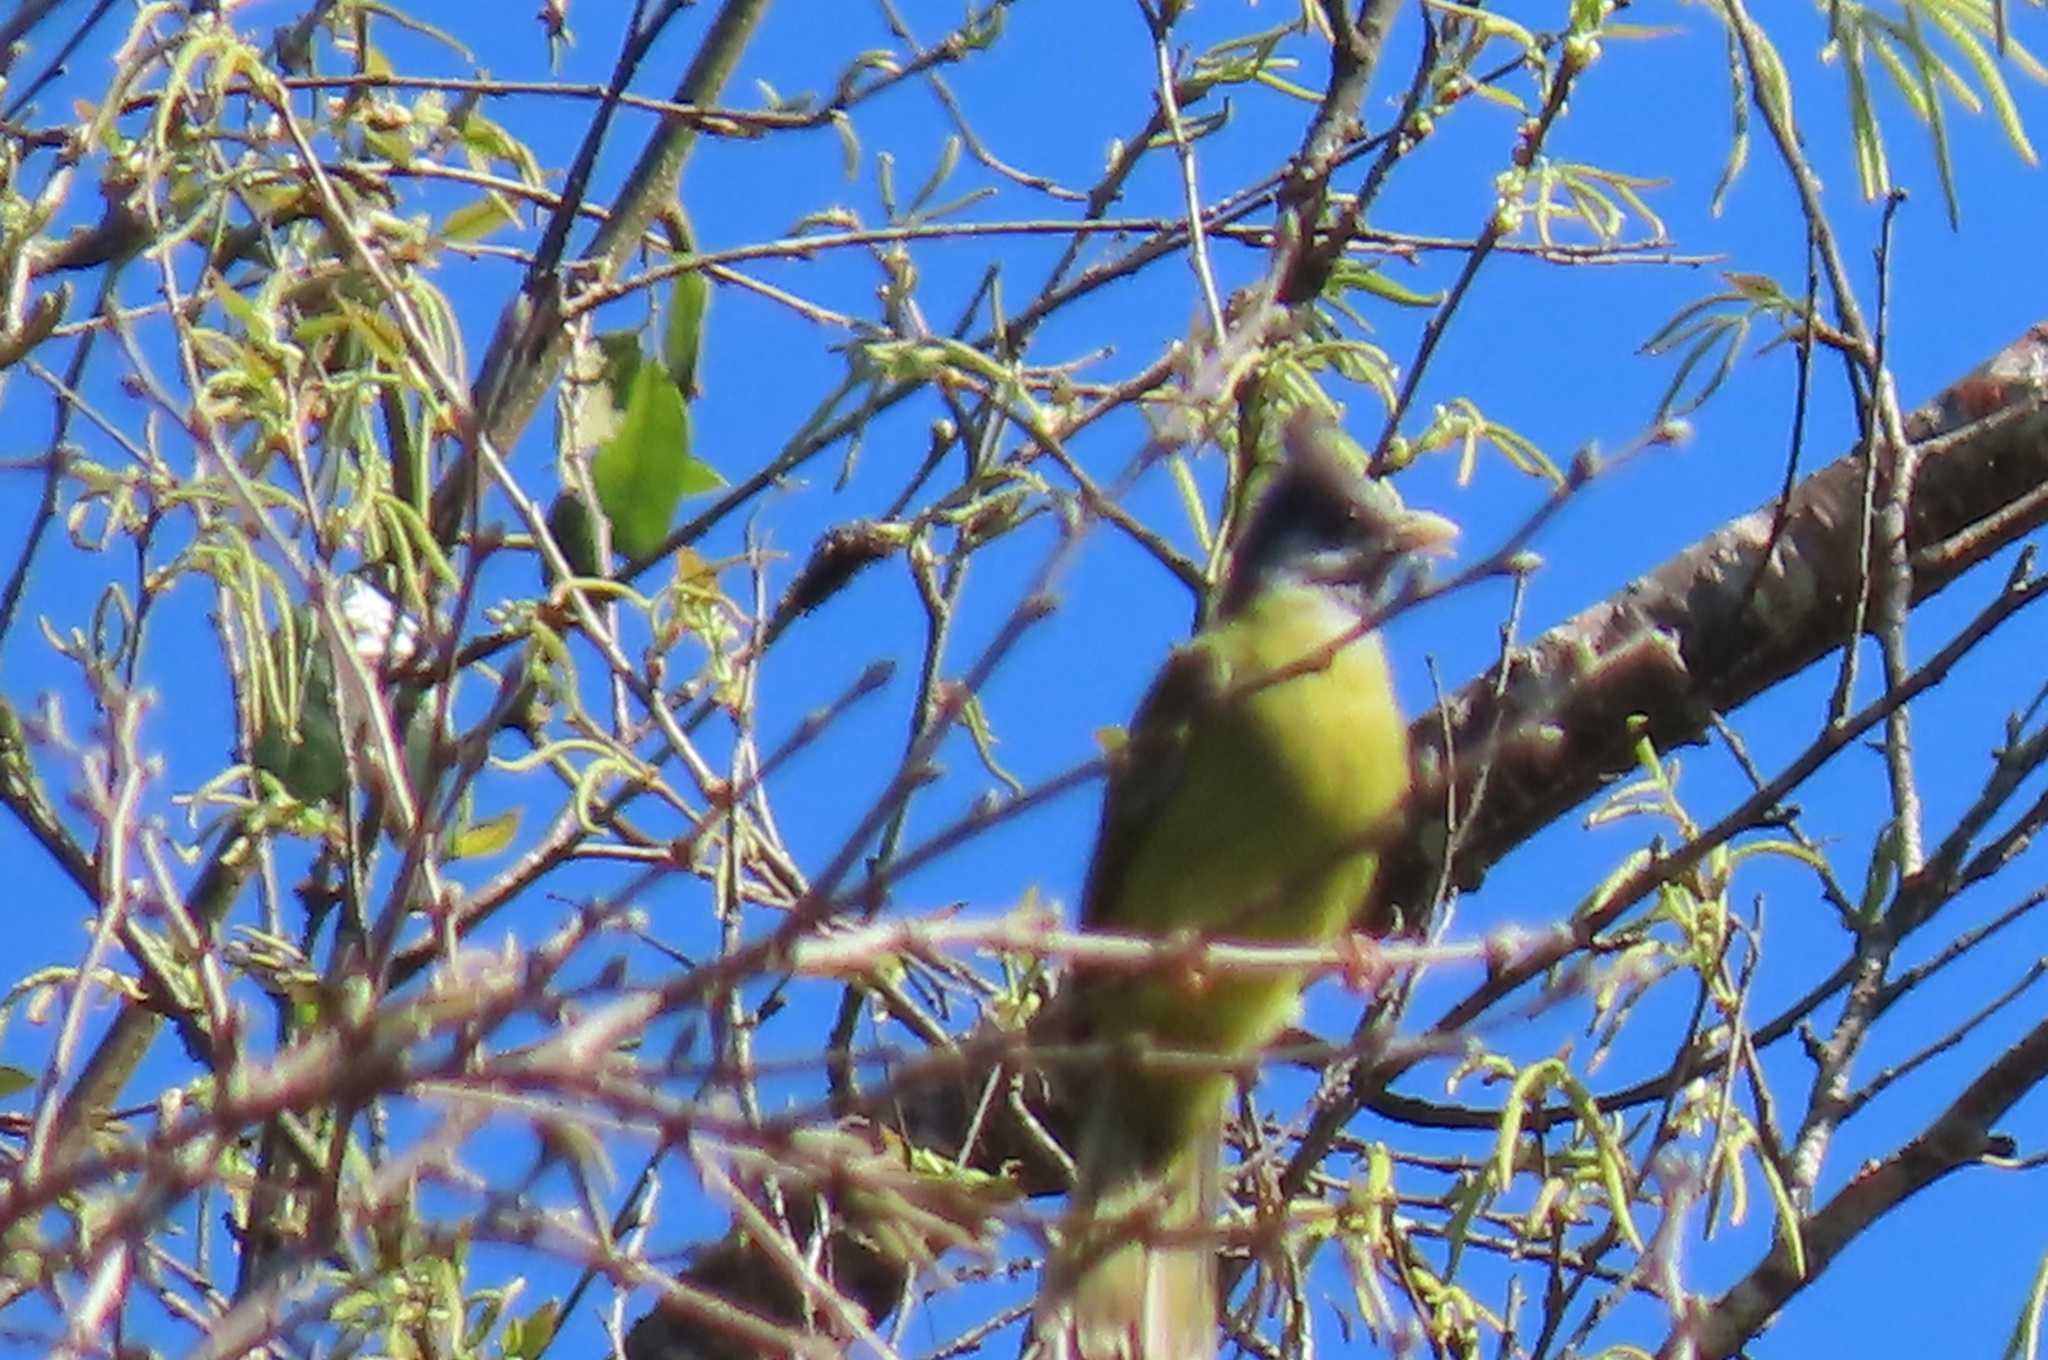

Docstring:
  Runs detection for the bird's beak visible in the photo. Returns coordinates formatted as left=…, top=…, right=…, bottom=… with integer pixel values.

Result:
left=1391, top=508, right=1460, bottom=557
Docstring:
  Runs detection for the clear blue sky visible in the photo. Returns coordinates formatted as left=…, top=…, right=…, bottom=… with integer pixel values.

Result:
left=4, top=2, right=2047, bottom=1356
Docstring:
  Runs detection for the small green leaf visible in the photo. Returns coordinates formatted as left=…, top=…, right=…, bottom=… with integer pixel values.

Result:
left=2004, top=1244, right=2048, bottom=1360
left=440, top=191, right=521, bottom=242
left=449, top=808, right=521, bottom=860
left=0, top=286, right=68, bottom=371
left=590, top=349, right=721, bottom=561
left=664, top=268, right=710, bottom=396
left=501, top=1301, right=561, bottom=1360
left=252, top=636, right=349, bottom=806
left=1754, top=1136, right=1808, bottom=1283
left=1332, top=261, right=1444, bottom=308
left=1440, top=1168, right=1488, bottom=1280
left=545, top=491, right=605, bottom=579
left=957, top=692, right=1024, bottom=798
left=1858, top=819, right=1904, bottom=923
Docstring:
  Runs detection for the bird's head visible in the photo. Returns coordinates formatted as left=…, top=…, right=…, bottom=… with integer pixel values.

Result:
left=1218, top=413, right=1459, bottom=622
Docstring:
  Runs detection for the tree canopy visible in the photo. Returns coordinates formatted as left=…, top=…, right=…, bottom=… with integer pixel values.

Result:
left=4, top=2, right=2048, bottom=1358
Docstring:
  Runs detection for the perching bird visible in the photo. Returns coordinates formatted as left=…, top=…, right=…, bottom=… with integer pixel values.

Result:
left=1035, top=413, right=1456, bottom=1360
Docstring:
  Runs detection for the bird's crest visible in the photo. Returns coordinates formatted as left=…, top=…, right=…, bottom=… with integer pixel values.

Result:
left=1219, top=413, right=1457, bottom=620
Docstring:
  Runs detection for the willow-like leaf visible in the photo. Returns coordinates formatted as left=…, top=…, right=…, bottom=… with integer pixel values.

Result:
left=2000, top=1241, right=2048, bottom=1360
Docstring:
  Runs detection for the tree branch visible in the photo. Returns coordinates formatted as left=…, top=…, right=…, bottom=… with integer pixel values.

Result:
left=1393, top=322, right=2048, bottom=916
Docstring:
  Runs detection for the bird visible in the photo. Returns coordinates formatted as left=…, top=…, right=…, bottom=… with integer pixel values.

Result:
left=1034, top=412, right=1456, bottom=1360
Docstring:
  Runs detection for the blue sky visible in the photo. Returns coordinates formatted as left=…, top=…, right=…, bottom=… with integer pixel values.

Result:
left=5, top=2, right=2048, bottom=1356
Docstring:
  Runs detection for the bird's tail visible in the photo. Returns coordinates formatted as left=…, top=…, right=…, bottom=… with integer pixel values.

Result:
left=1034, top=1077, right=1222, bottom=1360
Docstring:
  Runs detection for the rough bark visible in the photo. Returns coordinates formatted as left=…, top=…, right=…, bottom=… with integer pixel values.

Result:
left=1393, top=322, right=2048, bottom=915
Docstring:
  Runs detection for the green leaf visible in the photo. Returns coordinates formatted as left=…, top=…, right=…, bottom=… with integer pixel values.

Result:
left=1857, top=818, right=1904, bottom=923
left=0, top=1065, right=35, bottom=1098
left=590, top=349, right=721, bottom=561
left=956, top=691, right=1024, bottom=797
left=1713, top=23, right=1752, bottom=214
left=545, top=491, right=604, bottom=578
left=1426, top=0, right=1540, bottom=56
left=1440, top=1168, right=1489, bottom=1282
left=2004, top=1243, right=2048, bottom=1360
left=440, top=191, right=521, bottom=242
left=449, top=808, right=521, bottom=860
left=0, top=286, right=68, bottom=371
left=1754, top=1133, right=1808, bottom=1283
left=501, top=1301, right=561, bottom=1360
left=252, top=633, right=349, bottom=806
left=1329, top=259, right=1443, bottom=307
left=664, top=269, right=710, bottom=397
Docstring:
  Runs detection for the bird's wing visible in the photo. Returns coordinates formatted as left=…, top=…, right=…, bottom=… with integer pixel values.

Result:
left=1077, top=636, right=1228, bottom=935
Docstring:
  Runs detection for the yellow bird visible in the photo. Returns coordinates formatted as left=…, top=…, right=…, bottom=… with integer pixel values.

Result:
left=1036, top=413, right=1455, bottom=1359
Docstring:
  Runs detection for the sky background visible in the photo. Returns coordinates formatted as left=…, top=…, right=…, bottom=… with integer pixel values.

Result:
left=4, top=1, right=2048, bottom=1356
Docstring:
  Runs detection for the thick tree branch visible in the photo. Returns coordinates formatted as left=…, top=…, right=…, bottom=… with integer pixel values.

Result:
left=1392, top=322, right=2048, bottom=916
